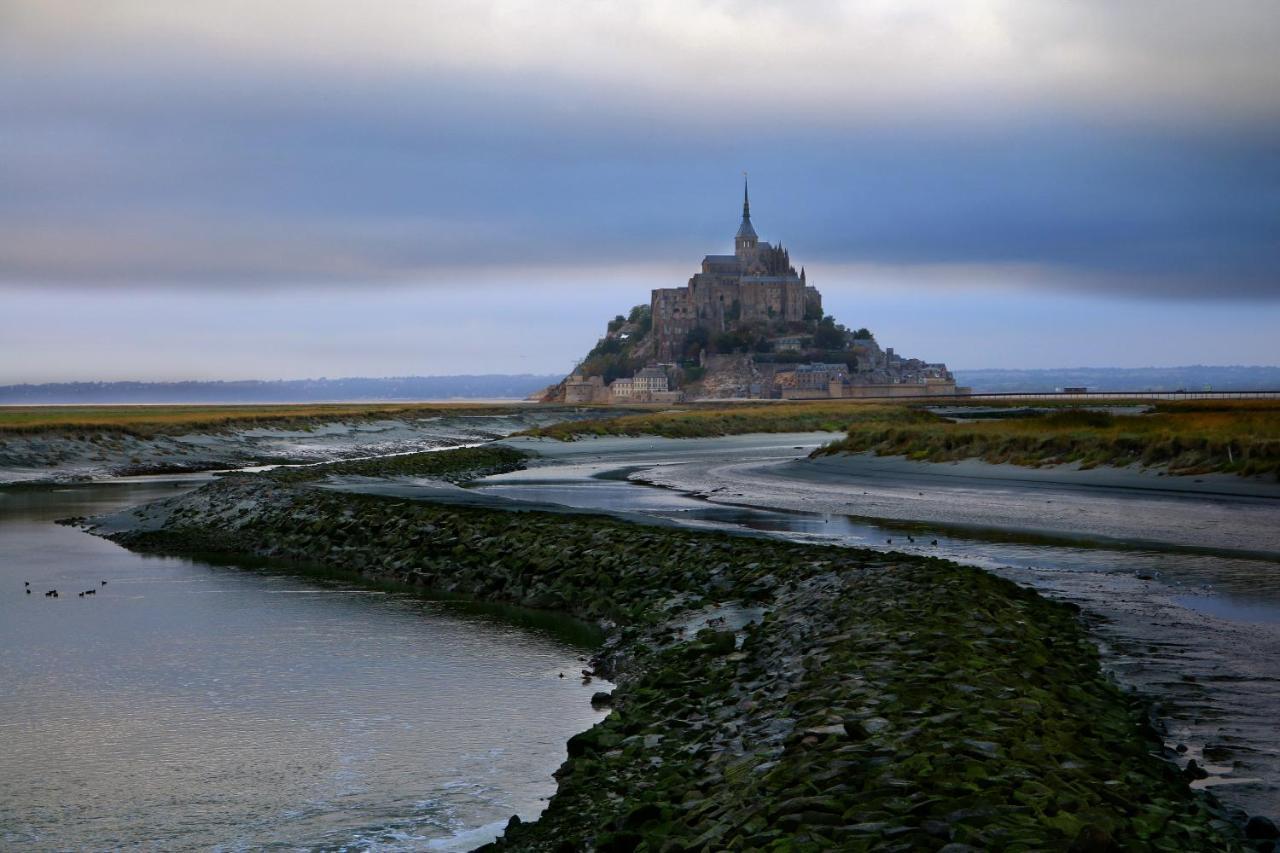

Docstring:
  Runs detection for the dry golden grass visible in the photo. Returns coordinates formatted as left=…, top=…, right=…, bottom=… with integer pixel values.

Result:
left=523, top=397, right=1280, bottom=477
left=520, top=401, right=933, bottom=439
left=0, top=402, right=525, bottom=437
left=821, top=400, right=1280, bottom=477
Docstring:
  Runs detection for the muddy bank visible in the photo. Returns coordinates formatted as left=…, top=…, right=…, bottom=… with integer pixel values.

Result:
left=86, top=453, right=1248, bottom=851
left=0, top=410, right=585, bottom=485
left=492, top=435, right=1280, bottom=819
left=629, top=447, right=1280, bottom=556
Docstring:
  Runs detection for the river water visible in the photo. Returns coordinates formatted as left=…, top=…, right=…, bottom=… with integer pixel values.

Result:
left=0, top=481, right=607, bottom=851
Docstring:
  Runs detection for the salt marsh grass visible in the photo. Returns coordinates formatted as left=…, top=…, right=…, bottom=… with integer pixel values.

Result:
left=0, top=403, right=524, bottom=437
left=523, top=399, right=1280, bottom=477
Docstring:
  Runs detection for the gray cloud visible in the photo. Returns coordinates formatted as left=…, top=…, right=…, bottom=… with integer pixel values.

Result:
left=1, top=2, right=1277, bottom=298
left=6, top=1, right=1279, bottom=118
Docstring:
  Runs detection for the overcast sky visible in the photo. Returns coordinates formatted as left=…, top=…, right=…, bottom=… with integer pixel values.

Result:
left=2, top=1, right=1278, bottom=382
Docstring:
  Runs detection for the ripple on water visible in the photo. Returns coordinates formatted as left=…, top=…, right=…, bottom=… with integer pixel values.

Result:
left=0, top=482, right=608, bottom=851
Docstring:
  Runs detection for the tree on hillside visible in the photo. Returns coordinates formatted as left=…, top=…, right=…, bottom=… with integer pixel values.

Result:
left=682, top=327, right=710, bottom=361
left=628, top=304, right=653, bottom=337
left=814, top=316, right=848, bottom=350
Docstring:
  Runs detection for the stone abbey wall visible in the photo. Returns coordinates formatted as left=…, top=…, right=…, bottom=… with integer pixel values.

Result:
left=649, top=187, right=820, bottom=362
left=651, top=287, right=696, bottom=362
left=653, top=275, right=810, bottom=361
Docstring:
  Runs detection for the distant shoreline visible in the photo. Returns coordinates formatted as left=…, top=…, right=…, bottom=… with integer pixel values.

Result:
left=2, top=397, right=537, bottom=407
left=3, top=366, right=1278, bottom=404
left=0, top=374, right=563, bottom=405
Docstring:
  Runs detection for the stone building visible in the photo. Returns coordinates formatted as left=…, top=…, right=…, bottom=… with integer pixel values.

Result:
left=564, top=373, right=608, bottom=404
left=775, top=362, right=850, bottom=399
left=652, top=180, right=822, bottom=361
left=793, top=362, right=849, bottom=390
left=610, top=365, right=678, bottom=402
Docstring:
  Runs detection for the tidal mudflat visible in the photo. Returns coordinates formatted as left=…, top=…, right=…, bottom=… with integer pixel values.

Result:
left=82, top=442, right=1264, bottom=849
left=0, top=406, right=589, bottom=484
left=473, top=433, right=1280, bottom=825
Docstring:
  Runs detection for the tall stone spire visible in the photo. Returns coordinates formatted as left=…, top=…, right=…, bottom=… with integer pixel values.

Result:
left=735, top=172, right=758, bottom=252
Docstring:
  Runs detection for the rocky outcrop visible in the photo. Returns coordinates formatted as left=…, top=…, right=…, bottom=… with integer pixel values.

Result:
left=694, top=354, right=766, bottom=399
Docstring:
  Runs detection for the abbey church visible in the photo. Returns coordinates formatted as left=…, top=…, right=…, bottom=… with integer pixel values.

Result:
left=651, top=181, right=822, bottom=361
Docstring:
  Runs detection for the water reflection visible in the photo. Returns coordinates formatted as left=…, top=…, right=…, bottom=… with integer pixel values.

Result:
left=472, top=466, right=1280, bottom=819
left=471, top=476, right=1280, bottom=622
left=0, top=482, right=607, bottom=851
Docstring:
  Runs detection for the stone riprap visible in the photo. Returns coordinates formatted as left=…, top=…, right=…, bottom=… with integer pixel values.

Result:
left=90, top=449, right=1244, bottom=852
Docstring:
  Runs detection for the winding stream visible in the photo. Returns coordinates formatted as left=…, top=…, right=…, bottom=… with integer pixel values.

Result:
left=0, top=481, right=607, bottom=851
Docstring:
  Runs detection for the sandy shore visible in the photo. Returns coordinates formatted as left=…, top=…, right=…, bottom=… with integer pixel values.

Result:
left=0, top=412, right=572, bottom=485
left=505, top=435, right=1280, bottom=555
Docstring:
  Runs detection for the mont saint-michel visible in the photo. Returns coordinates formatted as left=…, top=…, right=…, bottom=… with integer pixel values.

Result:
left=545, top=181, right=962, bottom=404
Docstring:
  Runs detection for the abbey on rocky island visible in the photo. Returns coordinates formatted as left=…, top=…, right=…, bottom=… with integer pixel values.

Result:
left=546, top=179, right=964, bottom=404
left=650, top=181, right=822, bottom=362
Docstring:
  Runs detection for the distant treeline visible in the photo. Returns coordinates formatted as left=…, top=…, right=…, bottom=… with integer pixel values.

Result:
left=954, top=365, right=1280, bottom=394
left=0, top=375, right=562, bottom=404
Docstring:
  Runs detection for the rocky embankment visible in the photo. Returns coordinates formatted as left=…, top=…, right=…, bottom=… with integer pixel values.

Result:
left=89, top=448, right=1253, bottom=851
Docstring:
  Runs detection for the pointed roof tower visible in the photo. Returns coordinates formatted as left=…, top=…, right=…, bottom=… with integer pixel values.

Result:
left=735, top=173, right=758, bottom=252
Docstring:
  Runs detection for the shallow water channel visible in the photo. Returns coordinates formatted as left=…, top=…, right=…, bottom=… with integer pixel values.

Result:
left=471, top=458, right=1280, bottom=823
left=0, top=481, right=607, bottom=851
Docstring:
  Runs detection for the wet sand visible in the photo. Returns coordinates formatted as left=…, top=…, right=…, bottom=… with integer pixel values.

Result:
left=0, top=412, right=574, bottom=485
left=79, top=429, right=1280, bottom=824
left=484, top=434, right=1280, bottom=820
left=627, top=444, right=1280, bottom=556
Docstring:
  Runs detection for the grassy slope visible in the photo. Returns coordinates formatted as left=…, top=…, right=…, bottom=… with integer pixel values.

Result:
left=521, top=400, right=1280, bottom=478
left=0, top=402, right=529, bottom=437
